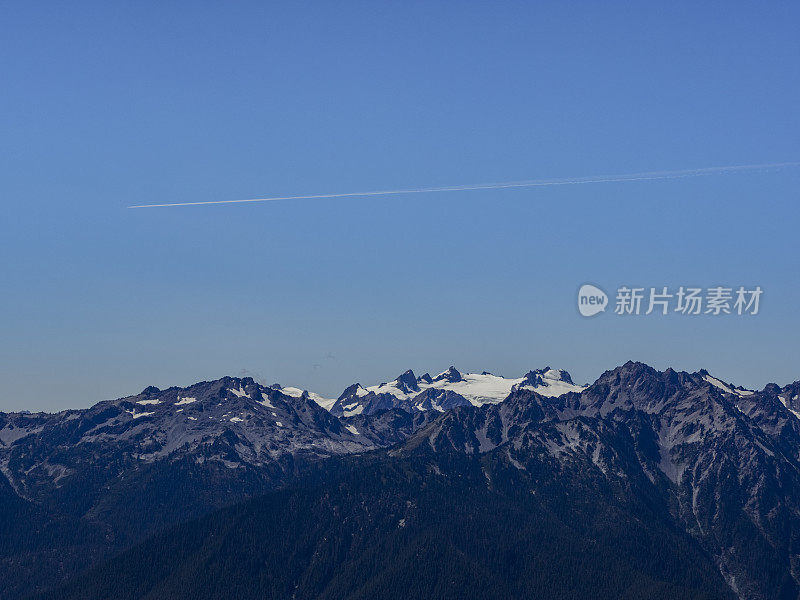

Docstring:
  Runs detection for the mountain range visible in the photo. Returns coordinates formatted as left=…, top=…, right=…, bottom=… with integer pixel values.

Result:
left=2, top=362, right=800, bottom=599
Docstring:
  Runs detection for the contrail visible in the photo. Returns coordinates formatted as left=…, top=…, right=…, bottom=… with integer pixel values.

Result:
left=127, top=161, right=800, bottom=208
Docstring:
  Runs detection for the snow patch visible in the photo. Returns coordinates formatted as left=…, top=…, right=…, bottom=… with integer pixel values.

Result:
left=779, top=396, right=800, bottom=420
left=228, top=386, right=250, bottom=398
left=342, top=403, right=364, bottom=417
left=703, top=374, right=754, bottom=398
left=126, top=410, right=154, bottom=419
left=0, top=424, right=43, bottom=445
left=175, top=397, right=197, bottom=405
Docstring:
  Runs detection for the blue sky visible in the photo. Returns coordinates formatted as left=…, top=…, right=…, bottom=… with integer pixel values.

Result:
left=1, top=2, right=798, bottom=411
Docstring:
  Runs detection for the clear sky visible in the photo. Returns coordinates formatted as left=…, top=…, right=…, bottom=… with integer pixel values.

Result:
left=1, top=2, right=799, bottom=411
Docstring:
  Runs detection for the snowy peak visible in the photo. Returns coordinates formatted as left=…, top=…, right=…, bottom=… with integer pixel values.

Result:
left=329, top=366, right=586, bottom=417
left=338, top=383, right=367, bottom=400
left=394, top=370, right=421, bottom=394
left=274, top=385, right=337, bottom=412
left=513, top=367, right=580, bottom=396
left=433, top=366, right=463, bottom=383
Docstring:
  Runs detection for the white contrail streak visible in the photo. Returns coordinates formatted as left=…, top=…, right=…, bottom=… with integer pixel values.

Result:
left=127, top=161, right=800, bottom=208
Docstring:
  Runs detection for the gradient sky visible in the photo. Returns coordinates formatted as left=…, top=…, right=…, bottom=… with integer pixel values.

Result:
left=2, top=2, right=799, bottom=412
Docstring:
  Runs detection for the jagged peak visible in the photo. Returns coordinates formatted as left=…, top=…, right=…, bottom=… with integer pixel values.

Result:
left=338, top=383, right=367, bottom=401
left=593, top=361, right=663, bottom=387
left=395, top=369, right=420, bottom=393
left=519, top=367, right=575, bottom=386
left=433, top=366, right=463, bottom=383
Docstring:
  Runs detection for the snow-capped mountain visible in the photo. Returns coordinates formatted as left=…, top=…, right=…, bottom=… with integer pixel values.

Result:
left=270, top=384, right=338, bottom=411
left=0, top=377, right=372, bottom=475
left=329, top=366, right=585, bottom=417
left=3, top=363, right=800, bottom=599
